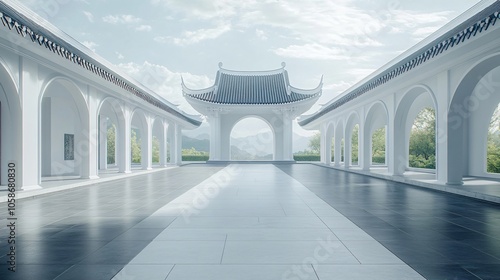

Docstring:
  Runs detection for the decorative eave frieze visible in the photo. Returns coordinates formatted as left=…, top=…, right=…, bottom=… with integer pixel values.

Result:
left=0, top=1, right=201, bottom=127
left=299, top=1, right=500, bottom=127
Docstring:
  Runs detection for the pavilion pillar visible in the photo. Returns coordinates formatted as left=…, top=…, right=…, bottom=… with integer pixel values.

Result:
left=209, top=114, right=221, bottom=161
left=20, top=57, right=42, bottom=190
left=141, top=115, right=153, bottom=170
left=99, top=115, right=108, bottom=170
left=283, top=114, right=293, bottom=161
left=118, top=106, right=131, bottom=173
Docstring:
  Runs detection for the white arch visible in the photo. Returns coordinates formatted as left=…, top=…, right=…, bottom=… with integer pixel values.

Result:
left=97, top=97, right=126, bottom=172
left=39, top=76, right=90, bottom=178
left=364, top=101, right=389, bottom=168
left=229, top=115, right=275, bottom=160
left=0, top=60, right=21, bottom=186
left=152, top=116, right=167, bottom=166
left=333, top=118, right=344, bottom=166
left=345, top=111, right=361, bottom=167
left=448, top=52, right=500, bottom=184
left=394, top=85, right=437, bottom=175
left=131, top=108, right=151, bottom=169
left=325, top=121, right=335, bottom=164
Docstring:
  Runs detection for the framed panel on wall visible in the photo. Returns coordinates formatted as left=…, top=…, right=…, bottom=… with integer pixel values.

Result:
left=64, top=134, right=74, bottom=160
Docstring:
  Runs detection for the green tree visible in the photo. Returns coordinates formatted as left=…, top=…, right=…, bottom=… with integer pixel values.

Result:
left=409, top=107, right=436, bottom=169
left=152, top=136, right=160, bottom=163
left=341, top=138, right=344, bottom=162
left=308, top=132, right=321, bottom=154
left=487, top=104, right=500, bottom=173
left=372, top=127, right=385, bottom=164
left=351, top=124, right=359, bottom=164
left=107, top=124, right=116, bottom=164
left=331, top=137, right=334, bottom=161
left=131, top=129, right=141, bottom=163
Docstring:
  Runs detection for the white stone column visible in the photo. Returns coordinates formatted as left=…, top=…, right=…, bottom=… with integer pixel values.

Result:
left=172, top=123, right=183, bottom=165
left=83, top=90, right=99, bottom=179
left=118, top=106, right=132, bottom=173
left=344, top=127, right=351, bottom=169
left=20, top=57, right=42, bottom=190
left=99, top=115, right=108, bottom=170
left=320, top=124, right=328, bottom=164
left=360, top=120, right=370, bottom=171
left=141, top=115, right=153, bottom=170
left=436, top=71, right=462, bottom=184
left=334, top=130, right=342, bottom=167
left=386, top=96, right=400, bottom=176
left=160, top=121, right=168, bottom=167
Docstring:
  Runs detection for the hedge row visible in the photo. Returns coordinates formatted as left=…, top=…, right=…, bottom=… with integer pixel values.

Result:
left=182, top=155, right=209, bottom=161
left=371, top=156, right=386, bottom=164
left=293, top=155, right=320, bottom=161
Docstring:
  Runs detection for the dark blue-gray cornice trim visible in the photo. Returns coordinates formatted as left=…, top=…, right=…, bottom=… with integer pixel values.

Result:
left=0, top=1, right=201, bottom=126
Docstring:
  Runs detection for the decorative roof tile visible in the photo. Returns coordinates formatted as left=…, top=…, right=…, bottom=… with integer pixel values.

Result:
left=183, top=66, right=322, bottom=105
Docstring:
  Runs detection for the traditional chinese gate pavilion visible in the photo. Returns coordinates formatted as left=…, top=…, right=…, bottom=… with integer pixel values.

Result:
left=183, top=63, right=322, bottom=161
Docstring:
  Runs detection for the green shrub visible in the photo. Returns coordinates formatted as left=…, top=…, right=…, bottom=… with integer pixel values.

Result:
left=182, top=155, right=209, bottom=161
left=294, top=155, right=320, bottom=161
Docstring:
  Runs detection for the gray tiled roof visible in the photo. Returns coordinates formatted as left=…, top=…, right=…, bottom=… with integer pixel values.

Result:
left=184, top=70, right=321, bottom=105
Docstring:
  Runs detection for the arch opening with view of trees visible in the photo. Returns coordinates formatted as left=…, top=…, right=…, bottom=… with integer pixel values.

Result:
left=408, top=107, right=436, bottom=169
left=488, top=103, right=500, bottom=174
left=371, top=127, right=386, bottom=165
left=351, top=124, right=359, bottom=166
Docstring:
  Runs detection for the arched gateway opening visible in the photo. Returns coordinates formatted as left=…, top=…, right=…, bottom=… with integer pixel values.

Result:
left=230, top=117, right=274, bottom=160
left=182, top=63, right=322, bottom=162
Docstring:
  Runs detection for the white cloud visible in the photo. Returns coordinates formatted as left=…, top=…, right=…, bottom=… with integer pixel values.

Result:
left=102, top=14, right=142, bottom=24
left=82, top=41, right=98, bottom=52
left=347, top=68, right=377, bottom=81
left=135, top=25, right=152, bottom=32
left=152, top=1, right=458, bottom=50
left=116, top=52, right=124, bottom=59
left=163, top=23, right=231, bottom=46
left=83, top=11, right=94, bottom=23
left=152, top=0, right=238, bottom=20
left=255, top=29, right=267, bottom=40
left=274, top=43, right=366, bottom=61
left=413, top=26, right=440, bottom=40
left=116, top=61, right=212, bottom=114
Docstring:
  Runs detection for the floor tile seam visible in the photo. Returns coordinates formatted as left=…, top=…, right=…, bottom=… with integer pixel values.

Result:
left=435, top=217, right=500, bottom=240
left=311, top=264, right=321, bottom=280
left=271, top=165, right=413, bottom=264
left=219, top=234, right=228, bottom=264
left=276, top=166, right=433, bottom=270
left=270, top=165, right=368, bottom=266
left=162, top=263, right=176, bottom=280
left=52, top=263, right=76, bottom=280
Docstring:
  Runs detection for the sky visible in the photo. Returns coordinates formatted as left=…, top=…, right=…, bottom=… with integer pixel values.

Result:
left=20, top=0, right=481, bottom=137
